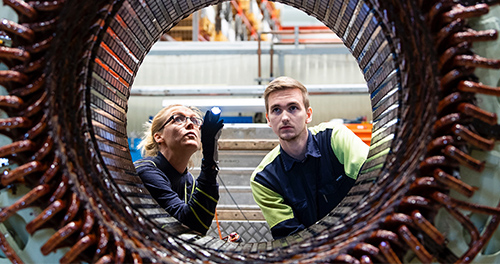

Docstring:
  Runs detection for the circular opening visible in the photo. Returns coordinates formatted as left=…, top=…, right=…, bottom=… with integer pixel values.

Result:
left=2, top=0, right=499, bottom=262
left=86, top=0, right=399, bottom=251
left=127, top=5, right=374, bottom=243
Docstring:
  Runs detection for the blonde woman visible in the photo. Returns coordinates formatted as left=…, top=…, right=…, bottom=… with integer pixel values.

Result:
left=134, top=104, right=223, bottom=235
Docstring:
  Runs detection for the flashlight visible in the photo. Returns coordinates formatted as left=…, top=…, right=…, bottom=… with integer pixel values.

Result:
left=210, top=106, right=221, bottom=115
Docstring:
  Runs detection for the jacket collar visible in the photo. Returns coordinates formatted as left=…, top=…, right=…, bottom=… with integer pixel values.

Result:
left=154, top=152, right=188, bottom=180
left=280, top=130, right=321, bottom=171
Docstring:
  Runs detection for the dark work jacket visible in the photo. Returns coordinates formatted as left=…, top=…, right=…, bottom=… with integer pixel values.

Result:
left=251, top=123, right=369, bottom=239
left=134, top=152, right=219, bottom=234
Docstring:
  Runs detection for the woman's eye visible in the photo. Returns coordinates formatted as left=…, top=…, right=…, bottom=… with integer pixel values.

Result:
left=174, top=116, right=186, bottom=123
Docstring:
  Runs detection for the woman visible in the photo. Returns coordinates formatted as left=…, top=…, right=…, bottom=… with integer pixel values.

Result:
left=134, top=104, right=223, bottom=235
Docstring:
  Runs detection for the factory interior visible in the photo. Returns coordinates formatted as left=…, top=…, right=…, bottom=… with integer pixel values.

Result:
left=1, top=1, right=500, bottom=263
left=125, top=3, right=373, bottom=242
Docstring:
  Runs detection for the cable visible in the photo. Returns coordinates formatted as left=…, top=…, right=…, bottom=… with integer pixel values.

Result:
left=217, top=173, right=261, bottom=236
left=215, top=208, right=223, bottom=239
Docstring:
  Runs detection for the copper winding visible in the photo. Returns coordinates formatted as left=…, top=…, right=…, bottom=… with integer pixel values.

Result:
left=451, top=124, right=495, bottom=151
left=11, top=59, right=46, bottom=74
left=40, top=220, right=83, bottom=255
left=367, top=230, right=403, bottom=250
left=18, top=90, right=47, bottom=117
left=29, top=0, right=65, bottom=12
left=3, top=0, right=36, bottom=19
left=21, top=17, right=58, bottom=33
left=30, top=135, right=53, bottom=160
left=459, top=80, right=500, bottom=96
left=60, top=234, right=97, bottom=264
left=24, top=112, right=48, bottom=140
left=427, top=135, right=456, bottom=153
left=457, top=102, right=498, bottom=125
left=115, top=238, right=126, bottom=263
left=61, top=193, right=80, bottom=225
left=0, top=231, right=23, bottom=264
left=0, top=184, right=49, bottom=222
left=444, top=205, right=480, bottom=244
left=0, top=19, right=35, bottom=42
left=96, top=224, right=110, bottom=258
left=442, top=145, right=485, bottom=171
left=0, top=117, right=31, bottom=130
left=95, top=254, right=114, bottom=264
left=439, top=68, right=475, bottom=92
left=411, top=210, right=446, bottom=245
left=25, top=199, right=66, bottom=234
left=0, top=95, right=24, bottom=108
left=435, top=20, right=466, bottom=49
left=25, top=35, right=54, bottom=54
left=449, top=29, right=498, bottom=46
left=438, top=42, right=471, bottom=72
left=0, top=0, right=499, bottom=263
left=432, top=168, right=478, bottom=197
left=1, top=160, right=45, bottom=185
left=352, top=242, right=379, bottom=259
left=441, top=3, right=489, bottom=23
left=378, top=241, right=401, bottom=264
left=9, top=73, right=45, bottom=96
left=432, top=191, right=500, bottom=215
left=80, top=209, right=95, bottom=238
left=47, top=174, right=67, bottom=202
left=0, top=70, right=28, bottom=84
left=398, top=225, right=433, bottom=263
left=334, top=2, right=500, bottom=263
left=131, top=252, right=143, bottom=264
left=0, top=140, right=35, bottom=159
left=454, top=54, right=500, bottom=68
left=0, top=46, right=30, bottom=62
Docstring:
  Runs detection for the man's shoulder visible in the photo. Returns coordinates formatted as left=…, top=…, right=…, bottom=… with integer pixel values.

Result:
left=308, top=121, right=346, bottom=135
left=251, top=145, right=281, bottom=181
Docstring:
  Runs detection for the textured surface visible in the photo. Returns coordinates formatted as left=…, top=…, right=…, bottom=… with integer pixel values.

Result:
left=0, top=0, right=500, bottom=263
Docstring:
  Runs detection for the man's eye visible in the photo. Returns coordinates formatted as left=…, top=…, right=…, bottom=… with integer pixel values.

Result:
left=289, top=106, right=299, bottom=111
left=272, top=108, right=281, bottom=114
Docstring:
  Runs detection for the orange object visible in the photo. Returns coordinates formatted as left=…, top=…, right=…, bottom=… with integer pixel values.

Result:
left=215, top=209, right=223, bottom=239
left=344, top=123, right=372, bottom=146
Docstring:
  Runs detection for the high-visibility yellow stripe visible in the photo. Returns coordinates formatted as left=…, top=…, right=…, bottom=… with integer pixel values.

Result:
left=195, top=187, right=218, bottom=203
left=133, top=160, right=156, bottom=169
left=250, top=180, right=294, bottom=228
left=192, top=198, right=214, bottom=216
left=189, top=206, right=209, bottom=230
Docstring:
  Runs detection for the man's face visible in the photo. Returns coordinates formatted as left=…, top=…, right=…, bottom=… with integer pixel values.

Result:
left=266, top=88, right=312, bottom=141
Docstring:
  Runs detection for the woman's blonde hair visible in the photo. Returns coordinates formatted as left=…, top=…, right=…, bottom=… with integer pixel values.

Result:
left=137, top=104, right=203, bottom=160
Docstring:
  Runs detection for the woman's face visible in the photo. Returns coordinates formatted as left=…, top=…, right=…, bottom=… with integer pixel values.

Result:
left=154, top=106, right=202, bottom=155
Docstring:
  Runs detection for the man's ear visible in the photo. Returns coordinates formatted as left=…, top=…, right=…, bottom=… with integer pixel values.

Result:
left=306, top=107, right=313, bottom=124
left=266, top=112, right=271, bottom=127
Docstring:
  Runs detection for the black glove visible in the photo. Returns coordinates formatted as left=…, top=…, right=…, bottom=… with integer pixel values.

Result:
left=201, top=109, right=224, bottom=170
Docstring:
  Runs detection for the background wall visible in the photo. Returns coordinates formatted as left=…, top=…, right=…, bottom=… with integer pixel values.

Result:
left=127, top=43, right=371, bottom=137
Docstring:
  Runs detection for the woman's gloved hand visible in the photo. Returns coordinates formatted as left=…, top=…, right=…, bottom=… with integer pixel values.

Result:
left=201, top=109, right=224, bottom=170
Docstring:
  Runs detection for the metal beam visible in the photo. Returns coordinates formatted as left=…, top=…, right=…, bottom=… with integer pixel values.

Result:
left=130, top=84, right=368, bottom=96
left=146, top=41, right=351, bottom=56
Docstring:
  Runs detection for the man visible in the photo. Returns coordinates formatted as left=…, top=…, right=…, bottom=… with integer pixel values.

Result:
left=250, top=76, right=369, bottom=239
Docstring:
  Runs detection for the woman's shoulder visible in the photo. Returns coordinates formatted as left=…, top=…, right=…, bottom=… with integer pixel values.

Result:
left=133, top=156, right=157, bottom=170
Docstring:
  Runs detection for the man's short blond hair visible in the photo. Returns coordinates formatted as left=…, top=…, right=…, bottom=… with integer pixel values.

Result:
left=263, top=76, right=310, bottom=113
